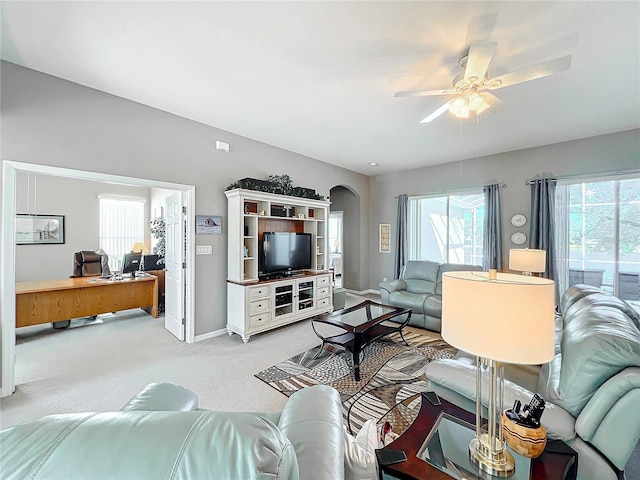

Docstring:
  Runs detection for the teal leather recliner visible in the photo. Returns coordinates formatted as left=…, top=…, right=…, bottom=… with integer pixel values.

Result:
left=379, top=260, right=483, bottom=332
left=425, top=284, right=640, bottom=480
left=1, top=383, right=345, bottom=480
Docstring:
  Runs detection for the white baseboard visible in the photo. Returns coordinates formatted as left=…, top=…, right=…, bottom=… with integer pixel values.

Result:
left=345, top=288, right=379, bottom=296
left=195, top=328, right=228, bottom=343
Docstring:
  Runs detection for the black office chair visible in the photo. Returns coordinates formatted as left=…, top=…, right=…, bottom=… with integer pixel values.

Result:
left=55, top=251, right=111, bottom=329
left=71, top=251, right=111, bottom=278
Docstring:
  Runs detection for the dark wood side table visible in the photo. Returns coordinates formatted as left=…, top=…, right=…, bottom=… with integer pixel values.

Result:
left=377, top=392, right=577, bottom=480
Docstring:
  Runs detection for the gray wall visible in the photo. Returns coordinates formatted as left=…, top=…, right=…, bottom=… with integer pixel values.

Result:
left=369, top=129, right=640, bottom=288
left=15, top=173, right=151, bottom=282
left=1, top=61, right=371, bottom=336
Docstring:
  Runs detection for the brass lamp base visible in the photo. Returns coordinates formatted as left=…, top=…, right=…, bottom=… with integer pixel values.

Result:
left=469, top=434, right=515, bottom=477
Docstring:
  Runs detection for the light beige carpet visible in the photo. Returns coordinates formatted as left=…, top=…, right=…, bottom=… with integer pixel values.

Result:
left=0, top=293, right=374, bottom=429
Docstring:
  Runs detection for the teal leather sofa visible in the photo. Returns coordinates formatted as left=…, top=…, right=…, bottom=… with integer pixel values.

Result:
left=425, top=284, right=640, bottom=480
left=1, top=383, right=345, bottom=480
left=379, top=260, right=482, bottom=332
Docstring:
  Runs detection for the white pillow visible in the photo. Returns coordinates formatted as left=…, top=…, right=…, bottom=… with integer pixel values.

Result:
left=343, top=419, right=378, bottom=480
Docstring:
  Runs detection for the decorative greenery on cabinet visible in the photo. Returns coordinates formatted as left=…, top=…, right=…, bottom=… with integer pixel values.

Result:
left=226, top=175, right=324, bottom=200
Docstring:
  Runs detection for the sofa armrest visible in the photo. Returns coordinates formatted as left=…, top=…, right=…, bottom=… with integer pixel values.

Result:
left=575, top=367, right=640, bottom=470
left=424, top=359, right=576, bottom=442
left=379, top=279, right=406, bottom=293
left=120, top=382, right=198, bottom=411
left=379, top=279, right=407, bottom=305
left=278, top=385, right=344, bottom=480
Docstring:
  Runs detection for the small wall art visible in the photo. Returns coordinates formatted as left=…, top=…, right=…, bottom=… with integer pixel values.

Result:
left=16, top=214, right=65, bottom=245
left=379, top=224, right=391, bottom=253
left=195, top=215, right=222, bottom=235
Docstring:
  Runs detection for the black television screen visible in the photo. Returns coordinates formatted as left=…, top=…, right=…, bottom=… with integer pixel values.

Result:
left=262, top=232, right=312, bottom=275
left=122, top=252, right=142, bottom=274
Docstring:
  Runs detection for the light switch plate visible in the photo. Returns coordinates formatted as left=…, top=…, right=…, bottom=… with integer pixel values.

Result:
left=196, top=245, right=212, bottom=255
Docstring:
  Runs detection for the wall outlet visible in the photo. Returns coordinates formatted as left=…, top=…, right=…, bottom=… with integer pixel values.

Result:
left=382, top=277, right=388, bottom=282
left=196, top=245, right=212, bottom=255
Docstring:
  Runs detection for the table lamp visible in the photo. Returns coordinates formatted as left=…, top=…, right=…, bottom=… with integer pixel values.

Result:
left=442, top=271, right=555, bottom=477
left=509, top=248, right=546, bottom=276
left=131, top=242, right=149, bottom=253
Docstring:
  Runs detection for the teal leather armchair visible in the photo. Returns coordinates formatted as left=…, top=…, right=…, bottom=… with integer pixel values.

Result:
left=379, top=261, right=482, bottom=332
left=425, top=284, right=640, bottom=480
left=1, top=383, right=345, bottom=480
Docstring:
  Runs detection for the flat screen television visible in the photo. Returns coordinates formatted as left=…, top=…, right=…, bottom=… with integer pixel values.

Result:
left=262, top=232, right=312, bottom=276
left=122, top=252, right=142, bottom=274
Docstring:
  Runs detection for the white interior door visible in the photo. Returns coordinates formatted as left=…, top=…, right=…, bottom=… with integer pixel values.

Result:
left=165, top=193, right=185, bottom=340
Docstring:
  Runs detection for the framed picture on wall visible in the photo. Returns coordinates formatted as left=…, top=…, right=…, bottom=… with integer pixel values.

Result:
left=16, top=214, right=65, bottom=245
left=195, top=215, right=222, bottom=234
left=379, top=224, right=391, bottom=253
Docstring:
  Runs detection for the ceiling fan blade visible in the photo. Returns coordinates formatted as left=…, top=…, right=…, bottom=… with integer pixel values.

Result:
left=464, top=42, right=497, bottom=83
left=484, top=55, right=572, bottom=90
left=420, top=102, right=450, bottom=123
left=394, top=88, right=457, bottom=98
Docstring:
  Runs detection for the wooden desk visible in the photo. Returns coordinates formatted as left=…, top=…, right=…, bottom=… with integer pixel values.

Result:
left=15, top=275, right=158, bottom=328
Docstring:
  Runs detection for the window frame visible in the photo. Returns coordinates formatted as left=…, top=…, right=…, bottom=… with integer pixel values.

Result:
left=555, top=173, right=639, bottom=297
left=407, top=190, right=485, bottom=266
left=98, top=195, right=146, bottom=271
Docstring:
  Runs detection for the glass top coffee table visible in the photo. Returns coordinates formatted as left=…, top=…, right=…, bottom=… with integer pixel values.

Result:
left=311, top=300, right=411, bottom=381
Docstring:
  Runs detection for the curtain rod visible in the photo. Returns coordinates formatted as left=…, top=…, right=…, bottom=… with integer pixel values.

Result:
left=395, top=183, right=506, bottom=199
left=524, top=169, right=640, bottom=185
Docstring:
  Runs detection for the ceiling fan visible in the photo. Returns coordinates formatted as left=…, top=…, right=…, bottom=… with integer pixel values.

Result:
left=394, top=42, right=571, bottom=123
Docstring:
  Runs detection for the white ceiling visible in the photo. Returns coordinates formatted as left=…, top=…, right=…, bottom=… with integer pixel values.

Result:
left=2, top=1, right=639, bottom=175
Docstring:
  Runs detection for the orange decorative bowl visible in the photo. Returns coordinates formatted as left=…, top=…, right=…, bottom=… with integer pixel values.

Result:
left=502, top=410, right=547, bottom=458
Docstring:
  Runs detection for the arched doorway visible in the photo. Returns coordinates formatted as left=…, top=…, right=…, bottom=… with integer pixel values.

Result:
left=329, top=185, right=359, bottom=290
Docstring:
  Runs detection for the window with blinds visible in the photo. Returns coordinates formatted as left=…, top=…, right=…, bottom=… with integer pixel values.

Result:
left=407, top=193, right=485, bottom=266
left=99, top=196, right=145, bottom=271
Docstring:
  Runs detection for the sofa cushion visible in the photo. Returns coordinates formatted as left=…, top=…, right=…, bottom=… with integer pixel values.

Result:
left=402, top=261, right=439, bottom=293
left=541, top=305, right=640, bottom=417
left=559, top=284, right=603, bottom=314
left=120, top=382, right=198, bottom=411
left=0, top=411, right=299, bottom=480
left=564, top=292, right=640, bottom=329
left=434, top=263, right=483, bottom=295
left=278, top=385, right=344, bottom=480
left=389, top=291, right=428, bottom=313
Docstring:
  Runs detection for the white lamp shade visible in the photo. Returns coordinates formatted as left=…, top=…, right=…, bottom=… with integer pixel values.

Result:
left=509, top=248, right=546, bottom=273
left=131, top=242, right=149, bottom=253
left=441, top=271, right=555, bottom=364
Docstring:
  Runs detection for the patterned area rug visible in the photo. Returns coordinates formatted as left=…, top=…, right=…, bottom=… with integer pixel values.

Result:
left=255, top=327, right=456, bottom=435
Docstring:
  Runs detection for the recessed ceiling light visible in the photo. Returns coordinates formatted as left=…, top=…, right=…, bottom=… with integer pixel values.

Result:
left=369, top=162, right=378, bottom=166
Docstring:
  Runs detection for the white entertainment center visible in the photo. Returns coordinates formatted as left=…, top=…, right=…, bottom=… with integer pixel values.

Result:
left=225, top=188, right=333, bottom=342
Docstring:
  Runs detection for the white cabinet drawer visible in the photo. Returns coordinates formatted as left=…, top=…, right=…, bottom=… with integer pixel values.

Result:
left=248, top=285, right=270, bottom=300
left=317, top=297, right=331, bottom=309
left=249, top=312, right=271, bottom=329
left=248, top=298, right=270, bottom=315
left=317, top=275, right=331, bottom=287
left=317, top=286, right=330, bottom=298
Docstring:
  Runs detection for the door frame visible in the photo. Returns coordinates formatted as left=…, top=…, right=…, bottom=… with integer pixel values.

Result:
left=1, top=160, right=196, bottom=398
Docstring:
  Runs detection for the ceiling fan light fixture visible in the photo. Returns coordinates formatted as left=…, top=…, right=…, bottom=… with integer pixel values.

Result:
left=468, top=92, right=485, bottom=110
left=476, top=101, right=491, bottom=115
left=449, top=97, right=470, bottom=118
